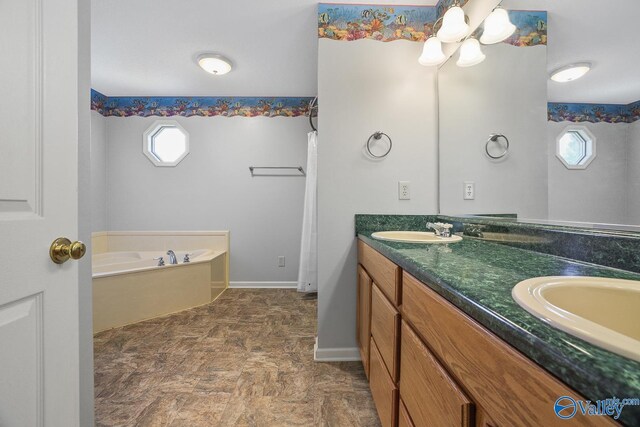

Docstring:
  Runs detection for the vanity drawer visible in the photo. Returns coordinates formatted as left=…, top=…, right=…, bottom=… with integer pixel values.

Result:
left=358, top=240, right=401, bottom=305
left=398, top=400, right=415, bottom=427
left=401, top=272, right=619, bottom=427
left=371, top=283, right=400, bottom=381
left=400, top=321, right=473, bottom=427
left=369, top=337, right=398, bottom=427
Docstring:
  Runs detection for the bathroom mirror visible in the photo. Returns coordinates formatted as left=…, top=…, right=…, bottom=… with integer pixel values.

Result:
left=438, top=0, right=640, bottom=229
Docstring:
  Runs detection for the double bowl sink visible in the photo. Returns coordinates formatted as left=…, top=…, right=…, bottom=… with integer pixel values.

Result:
left=370, top=230, right=640, bottom=362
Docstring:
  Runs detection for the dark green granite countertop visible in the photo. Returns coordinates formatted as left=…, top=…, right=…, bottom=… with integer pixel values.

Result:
left=357, top=231, right=640, bottom=426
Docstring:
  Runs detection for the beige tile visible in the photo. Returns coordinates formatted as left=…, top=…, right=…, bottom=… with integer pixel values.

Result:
left=94, top=289, right=379, bottom=426
left=169, top=393, right=231, bottom=426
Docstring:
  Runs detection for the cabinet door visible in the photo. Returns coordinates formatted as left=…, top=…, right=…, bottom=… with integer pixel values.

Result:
left=371, top=283, right=400, bottom=381
left=370, top=337, right=399, bottom=427
left=400, top=321, right=473, bottom=427
left=357, top=265, right=372, bottom=377
left=399, top=400, right=415, bottom=427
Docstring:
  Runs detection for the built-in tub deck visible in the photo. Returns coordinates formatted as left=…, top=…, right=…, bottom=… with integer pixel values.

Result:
left=91, top=231, right=229, bottom=333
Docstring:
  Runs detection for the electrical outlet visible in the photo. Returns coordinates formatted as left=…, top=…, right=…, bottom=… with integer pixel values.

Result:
left=464, top=181, right=475, bottom=200
left=398, top=181, right=411, bottom=200
left=278, top=256, right=285, bottom=267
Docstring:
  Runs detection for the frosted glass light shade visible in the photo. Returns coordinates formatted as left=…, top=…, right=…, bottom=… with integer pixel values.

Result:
left=418, top=37, right=446, bottom=66
left=437, top=6, right=469, bottom=43
left=480, top=8, right=516, bottom=45
left=550, top=63, right=591, bottom=82
left=197, top=54, right=232, bottom=75
left=457, top=38, right=486, bottom=67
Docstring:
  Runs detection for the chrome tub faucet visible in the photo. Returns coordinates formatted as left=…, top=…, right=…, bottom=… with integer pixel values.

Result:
left=166, top=250, right=178, bottom=265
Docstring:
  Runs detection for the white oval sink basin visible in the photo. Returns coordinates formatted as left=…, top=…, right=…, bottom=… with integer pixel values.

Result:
left=371, top=231, right=462, bottom=244
left=512, top=276, right=640, bottom=362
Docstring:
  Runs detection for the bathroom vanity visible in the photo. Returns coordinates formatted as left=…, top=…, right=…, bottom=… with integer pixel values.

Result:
left=356, top=216, right=640, bottom=427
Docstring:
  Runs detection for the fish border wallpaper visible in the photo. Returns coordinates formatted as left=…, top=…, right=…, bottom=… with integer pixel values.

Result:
left=548, top=101, right=640, bottom=124
left=317, top=4, right=547, bottom=47
left=91, top=90, right=313, bottom=118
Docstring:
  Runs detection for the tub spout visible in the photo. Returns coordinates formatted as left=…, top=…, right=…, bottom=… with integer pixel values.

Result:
left=166, top=250, right=178, bottom=265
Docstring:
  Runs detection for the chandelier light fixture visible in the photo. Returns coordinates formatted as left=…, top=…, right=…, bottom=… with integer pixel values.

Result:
left=437, top=3, right=470, bottom=43
left=456, top=37, right=486, bottom=67
left=480, top=7, right=516, bottom=45
left=418, top=36, right=447, bottom=66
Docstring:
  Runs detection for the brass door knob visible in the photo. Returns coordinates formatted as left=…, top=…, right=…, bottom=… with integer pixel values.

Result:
left=50, top=237, right=86, bottom=264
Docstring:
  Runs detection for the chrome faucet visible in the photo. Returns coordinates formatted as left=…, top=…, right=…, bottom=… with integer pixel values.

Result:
left=426, top=222, right=453, bottom=238
left=166, top=250, right=178, bottom=265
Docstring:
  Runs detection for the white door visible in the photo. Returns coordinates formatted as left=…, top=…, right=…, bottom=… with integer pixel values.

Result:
left=0, top=0, right=83, bottom=425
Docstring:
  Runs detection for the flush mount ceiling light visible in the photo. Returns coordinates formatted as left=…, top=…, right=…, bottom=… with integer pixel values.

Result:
left=457, top=37, right=486, bottom=67
left=550, top=63, right=592, bottom=83
left=197, top=54, right=232, bottom=75
left=418, top=36, right=446, bottom=67
left=480, top=7, right=516, bottom=45
left=437, top=4, right=470, bottom=43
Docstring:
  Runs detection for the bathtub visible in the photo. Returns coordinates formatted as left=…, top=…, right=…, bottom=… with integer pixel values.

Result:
left=92, top=249, right=214, bottom=277
left=91, top=231, right=229, bottom=333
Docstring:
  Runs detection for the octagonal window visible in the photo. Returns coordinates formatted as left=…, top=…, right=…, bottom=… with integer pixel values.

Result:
left=143, top=121, right=189, bottom=167
left=556, top=126, right=596, bottom=170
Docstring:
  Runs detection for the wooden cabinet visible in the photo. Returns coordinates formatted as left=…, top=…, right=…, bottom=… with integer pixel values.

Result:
left=370, top=283, right=400, bottom=381
left=398, top=400, right=415, bottom=427
left=356, top=265, right=372, bottom=377
left=357, top=240, right=619, bottom=427
left=369, top=337, right=399, bottom=427
left=401, top=272, right=618, bottom=427
left=358, top=240, right=401, bottom=305
left=400, top=321, right=473, bottom=427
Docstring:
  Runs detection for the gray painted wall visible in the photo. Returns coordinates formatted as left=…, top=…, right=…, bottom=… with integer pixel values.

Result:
left=547, top=121, right=628, bottom=224
left=627, top=120, right=640, bottom=224
left=91, top=111, right=107, bottom=232
left=103, top=116, right=308, bottom=283
left=317, top=39, right=438, bottom=354
left=439, top=44, right=549, bottom=219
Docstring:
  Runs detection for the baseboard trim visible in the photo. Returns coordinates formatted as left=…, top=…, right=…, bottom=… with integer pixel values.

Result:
left=229, top=281, right=298, bottom=289
left=314, top=338, right=361, bottom=362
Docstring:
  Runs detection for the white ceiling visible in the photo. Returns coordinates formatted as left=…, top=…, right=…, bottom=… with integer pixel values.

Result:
left=91, top=0, right=436, bottom=97
left=92, top=0, right=640, bottom=104
left=504, top=0, right=640, bottom=104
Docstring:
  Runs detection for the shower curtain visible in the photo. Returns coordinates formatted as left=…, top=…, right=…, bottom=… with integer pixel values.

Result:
left=297, top=131, right=318, bottom=293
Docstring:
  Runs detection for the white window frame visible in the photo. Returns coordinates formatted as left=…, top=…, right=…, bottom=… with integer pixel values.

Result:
left=142, top=120, right=190, bottom=167
left=556, top=125, right=596, bottom=170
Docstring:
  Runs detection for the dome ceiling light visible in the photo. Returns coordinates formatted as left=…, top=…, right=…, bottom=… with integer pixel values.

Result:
left=197, top=54, right=233, bottom=75
left=550, top=63, right=592, bottom=83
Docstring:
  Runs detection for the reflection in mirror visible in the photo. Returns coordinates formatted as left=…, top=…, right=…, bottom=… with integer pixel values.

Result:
left=438, top=0, right=640, bottom=228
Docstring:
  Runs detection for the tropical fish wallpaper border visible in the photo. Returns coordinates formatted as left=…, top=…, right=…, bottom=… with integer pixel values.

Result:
left=317, top=4, right=547, bottom=47
left=318, top=4, right=437, bottom=42
left=548, top=101, right=640, bottom=124
left=91, top=90, right=314, bottom=118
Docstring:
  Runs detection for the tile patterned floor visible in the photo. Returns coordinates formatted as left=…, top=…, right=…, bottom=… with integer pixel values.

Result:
left=94, top=289, right=381, bottom=426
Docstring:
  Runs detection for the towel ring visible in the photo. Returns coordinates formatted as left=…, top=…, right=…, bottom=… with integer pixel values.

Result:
left=366, top=131, right=392, bottom=158
left=485, top=134, right=509, bottom=159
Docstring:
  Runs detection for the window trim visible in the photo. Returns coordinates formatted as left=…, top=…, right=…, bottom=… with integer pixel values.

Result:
left=142, top=120, right=190, bottom=167
left=555, top=125, right=596, bottom=170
